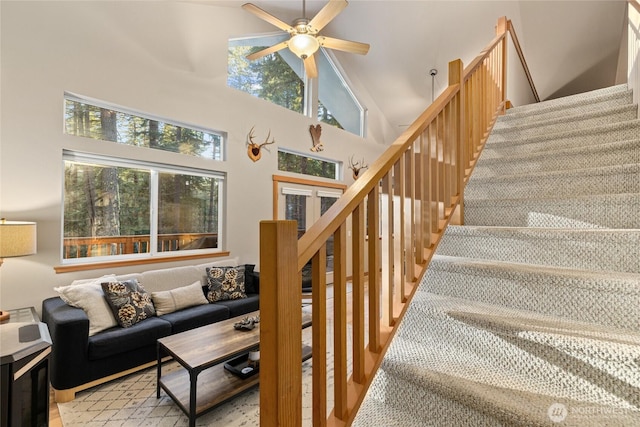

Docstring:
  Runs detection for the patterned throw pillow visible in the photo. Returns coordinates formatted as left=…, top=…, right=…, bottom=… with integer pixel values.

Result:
left=101, top=279, right=156, bottom=328
left=206, top=265, right=247, bottom=302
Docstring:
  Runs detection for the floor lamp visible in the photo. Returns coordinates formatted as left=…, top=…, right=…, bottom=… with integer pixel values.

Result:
left=0, top=219, right=37, bottom=321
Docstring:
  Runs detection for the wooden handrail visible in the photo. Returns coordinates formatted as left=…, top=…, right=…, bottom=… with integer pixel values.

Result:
left=506, top=19, right=541, bottom=102
left=629, top=0, right=640, bottom=111
left=260, top=16, right=530, bottom=427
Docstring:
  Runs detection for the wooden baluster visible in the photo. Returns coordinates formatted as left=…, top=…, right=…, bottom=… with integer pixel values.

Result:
left=429, top=122, right=439, bottom=233
left=380, top=173, right=393, bottom=327
left=367, top=185, right=381, bottom=353
left=333, top=223, right=348, bottom=420
left=404, top=147, right=416, bottom=283
left=393, top=160, right=405, bottom=305
left=312, top=245, right=327, bottom=427
left=450, top=59, right=465, bottom=224
left=353, top=202, right=366, bottom=382
left=422, top=128, right=432, bottom=249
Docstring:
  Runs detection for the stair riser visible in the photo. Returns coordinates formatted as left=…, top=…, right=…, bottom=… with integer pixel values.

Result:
left=465, top=168, right=640, bottom=200
left=436, top=229, right=640, bottom=273
left=473, top=140, right=640, bottom=178
left=483, top=123, right=640, bottom=155
left=491, top=108, right=637, bottom=140
left=464, top=195, right=640, bottom=228
left=498, top=93, right=634, bottom=125
left=423, top=264, right=640, bottom=331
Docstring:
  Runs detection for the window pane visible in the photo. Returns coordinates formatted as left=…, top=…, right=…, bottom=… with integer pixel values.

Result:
left=63, top=161, right=151, bottom=259
left=158, top=172, right=220, bottom=252
left=318, top=101, right=343, bottom=129
left=320, top=196, right=337, bottom=272
left=285, top=194, right=307, bottom=238
left=227, top=44, right=303, bottom=113
left=64, top=97, right=223, bottom=160
left=278, top=150, right=337, bottom=179
left=316, top=50, right=363, bottom=135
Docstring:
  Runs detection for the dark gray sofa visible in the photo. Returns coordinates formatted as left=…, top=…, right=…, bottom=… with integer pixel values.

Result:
left=41, top=261, right=259, bottom=402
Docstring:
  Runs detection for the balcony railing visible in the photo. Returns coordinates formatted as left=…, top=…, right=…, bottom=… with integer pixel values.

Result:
left=259, top=16, right=539, bottom=427
left=63, top=233, right=218, bottom=259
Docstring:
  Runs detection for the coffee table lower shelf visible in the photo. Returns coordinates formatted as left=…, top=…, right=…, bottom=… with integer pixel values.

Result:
left=158, top=345, right=313, bottom=423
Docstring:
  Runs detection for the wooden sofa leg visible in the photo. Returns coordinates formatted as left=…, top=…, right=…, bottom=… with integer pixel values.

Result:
left=54, top=388, right=75, bottom=403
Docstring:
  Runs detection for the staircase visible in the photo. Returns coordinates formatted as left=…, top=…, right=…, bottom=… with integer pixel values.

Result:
left=353, top=85, right=640, bottom=426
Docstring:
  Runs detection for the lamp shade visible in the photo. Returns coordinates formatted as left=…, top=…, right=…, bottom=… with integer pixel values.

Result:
left=0, top=221, right=37, bottom=258
left=288, top=33, right=320, bottom=59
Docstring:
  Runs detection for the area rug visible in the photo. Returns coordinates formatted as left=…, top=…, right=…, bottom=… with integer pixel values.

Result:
left=57, top=325, right=335, bottom=426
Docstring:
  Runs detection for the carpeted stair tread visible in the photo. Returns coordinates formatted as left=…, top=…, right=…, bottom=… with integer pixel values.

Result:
left=485, top=119, right=640, bottom=149
left=473, top=138, right=640, bottom=178
left=505, top=84, right=630, bottom=116
left=424, top=255, right=640, bottom=331
left=497, top=91, right=635, bottom=125
left=491, top=104, right=637, bottom=139
left=355, top=293, right=640, bottom=427
left=465, top=163, right=640, bottom=200
left=354, top=371, right=510, bottom=427
left=436, top=226, right=640, bottom=273
left=464, top=192, right=640, bottom=228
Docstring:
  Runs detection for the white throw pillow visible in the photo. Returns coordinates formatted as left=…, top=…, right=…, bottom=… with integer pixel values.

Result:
left=151, top=280, right=208, bottom=316
left=54, top=275, right=118, bottom=336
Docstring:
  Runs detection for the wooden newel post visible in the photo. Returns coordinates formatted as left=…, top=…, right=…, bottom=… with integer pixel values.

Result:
left=259, top=220, right=302, bottom=427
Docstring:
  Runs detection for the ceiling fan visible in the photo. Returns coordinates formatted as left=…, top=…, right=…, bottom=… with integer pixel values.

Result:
left=241, top=0, right=370, bottom=78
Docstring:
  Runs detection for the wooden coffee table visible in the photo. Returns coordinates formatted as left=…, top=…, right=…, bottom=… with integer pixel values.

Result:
left=156, top=311, right=312, bottom=427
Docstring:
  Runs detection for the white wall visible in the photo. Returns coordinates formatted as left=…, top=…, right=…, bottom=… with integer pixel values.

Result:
left=0, top=1, right=386, bottom=314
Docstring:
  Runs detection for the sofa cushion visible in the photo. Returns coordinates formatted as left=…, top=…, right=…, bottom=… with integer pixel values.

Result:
left=151, top=280, right=209, bottom=316
left=101, top=279, right=156, bottom=328
left=214, top=294, right=260, bottom=318
left=160, top=303, right=230, bottom=334
left=140, top=258, right=240, bottom=293
left=54, top=275, right=118, bottom=336
left=206, top=265, right=247, bottom=302
left=88, top=316, right=171, bottom=360
left=243, top=264, right=257, bottom=294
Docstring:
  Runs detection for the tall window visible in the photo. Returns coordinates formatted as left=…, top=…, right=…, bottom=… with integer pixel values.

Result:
left=227, top=34, right=365, bottom=136
left=64, top=94, right=225, bottom=160
left=63, top=152, right=224, bottom=262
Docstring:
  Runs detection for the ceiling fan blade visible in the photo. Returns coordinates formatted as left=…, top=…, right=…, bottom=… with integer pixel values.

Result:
left=242, top=3, right=294, bottom=32
left=318, top=36, right=370, bottom=55
left=304, top=54, right=318, bottom=78
left=308, top=0, right=348, bottom=33
left=246, top=41, right=289, bottom=61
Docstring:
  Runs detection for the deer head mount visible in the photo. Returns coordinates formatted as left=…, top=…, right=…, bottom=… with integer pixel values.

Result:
left=309, top=124, right=324, bottom=152
left=348, top=155, right=368, bottom=180
left=247, top=126, right=275, bottom=162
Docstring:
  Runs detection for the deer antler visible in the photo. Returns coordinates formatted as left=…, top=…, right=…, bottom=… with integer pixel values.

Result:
left=247, top=126, right=275, bottom=162
left=348, top=155, right=368, bottom=180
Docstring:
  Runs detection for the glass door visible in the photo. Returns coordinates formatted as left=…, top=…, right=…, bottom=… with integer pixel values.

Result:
left=279, top=184, right=343, bottom=284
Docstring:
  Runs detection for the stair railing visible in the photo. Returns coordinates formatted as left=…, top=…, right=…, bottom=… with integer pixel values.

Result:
left=259, top=16, right=528, bottom=427
left=629, top=0, right=640, bottom=112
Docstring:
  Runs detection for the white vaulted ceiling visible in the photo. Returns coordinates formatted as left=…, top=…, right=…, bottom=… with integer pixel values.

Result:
left=195, top=1, right=628, bottom=136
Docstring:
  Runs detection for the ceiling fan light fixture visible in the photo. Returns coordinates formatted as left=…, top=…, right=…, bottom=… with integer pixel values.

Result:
left=289, top=33, right=319, bottom=59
